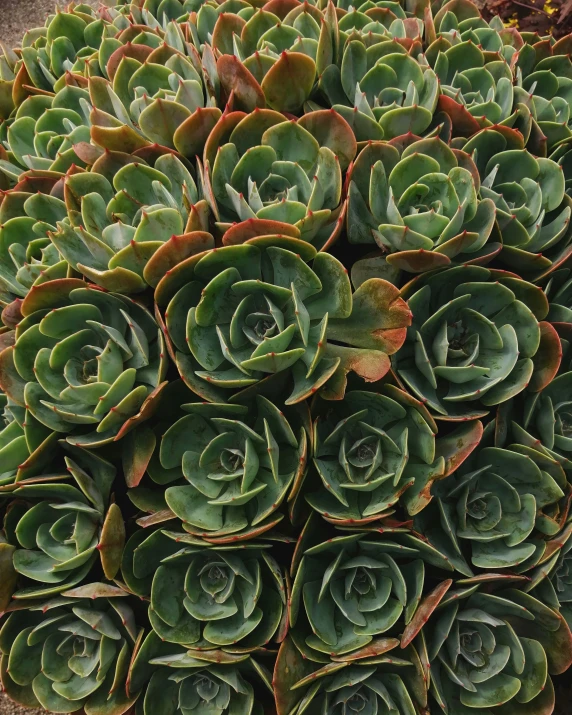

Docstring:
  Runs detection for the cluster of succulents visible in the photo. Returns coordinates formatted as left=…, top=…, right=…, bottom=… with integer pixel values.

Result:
left=1, top=0, right=572, bottom=713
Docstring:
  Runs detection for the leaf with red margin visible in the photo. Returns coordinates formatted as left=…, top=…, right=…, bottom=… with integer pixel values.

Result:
left=274, top=636, right=318, bottom=715
left=435, top=419, right=484, bottom=477
left=400, top=579, right=453, bottom=648
left=529, top=321, right=562, bottom=392
left=298, top=109, right=357, bottom=171
left=437, top=95, right=482, bottom=137
left=173, top=106, right=222, bottom=159
left=217, top=55, right=265, bottom=113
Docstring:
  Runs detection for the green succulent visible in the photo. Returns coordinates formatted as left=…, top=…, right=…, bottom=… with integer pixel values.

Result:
left=0, top=279, right=168, bottom=446
left=274, top=634, right=428, bottom=715
left=394, top=265, right=549, bottom=419
left=0, top=178, right=73, bottom=301
left=204, top=108, right=356, bottom=250
left=0, top=445, right=125, bottom=600
left=157, top=237, right=410, bottom=404
left=319, top=42, right=439, bottom=143
left=526, top=522, right=572, bottom=631
left=122, top=533, right=286, bottom=652
left=425, top=577, right=572, bottom=714
left=149, top=396, right=308, bottom=542
left=289, top=529, right=452, bottom=660
left=462, top=128, right=572, bottom=279
left=347, top=135, right=497, bottom=272
left=306, top=386, right=446, bottom=525
left=141, top=647, right=273, bottom=715
left=0, top=395, right=59, bottom=486
left=0, top=583, right=141, bottom=714
left=411, top=445, right=566, bottom=575
left=51, top=151, right=211, bottom=294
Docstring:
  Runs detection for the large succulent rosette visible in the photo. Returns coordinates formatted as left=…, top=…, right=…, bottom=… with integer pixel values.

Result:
left=289, top=529, right=452, bottom=660
left=463, top=127, right=572, bottom=279
left=157, top=238, right=410, bottom=404
left=141, top=647, right=273, bottom=715
left=203, top=109, right=356, bottom=250
left=394, top=265, right=550, bottom=419
left=411, top=445, right=566, bottom=575
left=0, top=445, right=125, bottom=600
left=0, top=584, right=141, bottom=714
left=122, top=533, right=286, bottom=653
left=274, top=634, right=428, bottom=715
left=155, top=396, right=308, bottom=541
left=320, top=42, right=439, bottom=143
left=307, top=386, right=440, bottom=525
left=50, top=151, right=212, bottom=295
left=425, top=577, right=572, bottom=713
left=347, top=135, right=498, bottom=272
left=0, top=280, right=168, bottom=447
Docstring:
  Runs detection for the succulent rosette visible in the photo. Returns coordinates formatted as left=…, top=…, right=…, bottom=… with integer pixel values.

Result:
left=156, top=238, right=410, bottom=404
left=0, top=445, right=125, bottom=600
left=289, top=529, right=452, bottom=659
left=306, top=386, right=441, bottom=525
left=122, top=533, right=286, bottom=653
left=526, top=522, right=572, bottom=631
left=320, top=42, right=439, bottom=143
left=411, top=445, right=566, bottom=576
left=424, top=577, right=572, bottom=713
left=274, top=634, right=428, bottom=715
left=51, top=150, right=212, bottom=294
left=347, top=135, right=498, bottom=272
left=203, top=108, right=356, bottom=250
left=0, top=583, right=141, bottom=714
left=0, top=174, right=74, bottom=301
left=394, top=265, right=550, bottom=420
left=152, top=396, right=308, bottom=541
left=141, top=647, right=274, bottom=715
left=0, top=279, right=168, bottom=447
left=461, top=127, right=572, bottom=278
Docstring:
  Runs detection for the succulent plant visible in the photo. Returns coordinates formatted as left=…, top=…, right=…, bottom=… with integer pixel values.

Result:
left=145, top=394, right=309, bottom=541
left=0, top=279, right=168, bottom=446
left=274, top=634, right=428, bottom=715
left=394, top=265, right=550, bottom=419
left=346, top=135, right=498, bottom=272
left=320, top=42, right=439, bottom=143
left=122, top=533, right=286, bottom=653
left=0, top=445, right=125, bottom=600
left=0, top=175, right=73, bottom=301
left=0, top=583, right=141, bottom=714
left=50, top=151, right=211, bottom=294
left=157, top=237, right=410, bottom=404
left=411, top=444, right=566, bottom=575
left=203, top=108, right=356, bottom=250
left=425, top=576, right=572, bottom=713
left=526, top=522, right=572, bottom=631
left=141, top=646, right=274, bottom=715
left=306, top=386, right=439, bottom=525
left=462, top=127, right=572, bottom=279
left=289, top=529, right=453, bottom=659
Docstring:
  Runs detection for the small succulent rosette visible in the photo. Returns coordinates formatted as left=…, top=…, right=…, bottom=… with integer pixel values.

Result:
left=0, top=279, right=168, bottom=447
left=289, top=524, right=453, bottom=660
left=274, top=634, right=428, bottom=715
left=122, top=530, right=286, bottom=653
left=134, top=642, right=275, bottom=715
left=0, top=583, right=141, bottom=715
left=52, top=151, right=212, bottom=295
left=395, top=265, right=554, bottom=420
left=424, top=574, right=572, bottom=713
left=0, top=444, right=125, bottom=601
left=202, top=108, right=356, bottom=251
left=410, top=444, right=567, bottom=576
left=462, top=127, right=572, bottom=280
left=346, top=135, right=498, bottom=273
left=155, top=237, right=410, bottom=405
